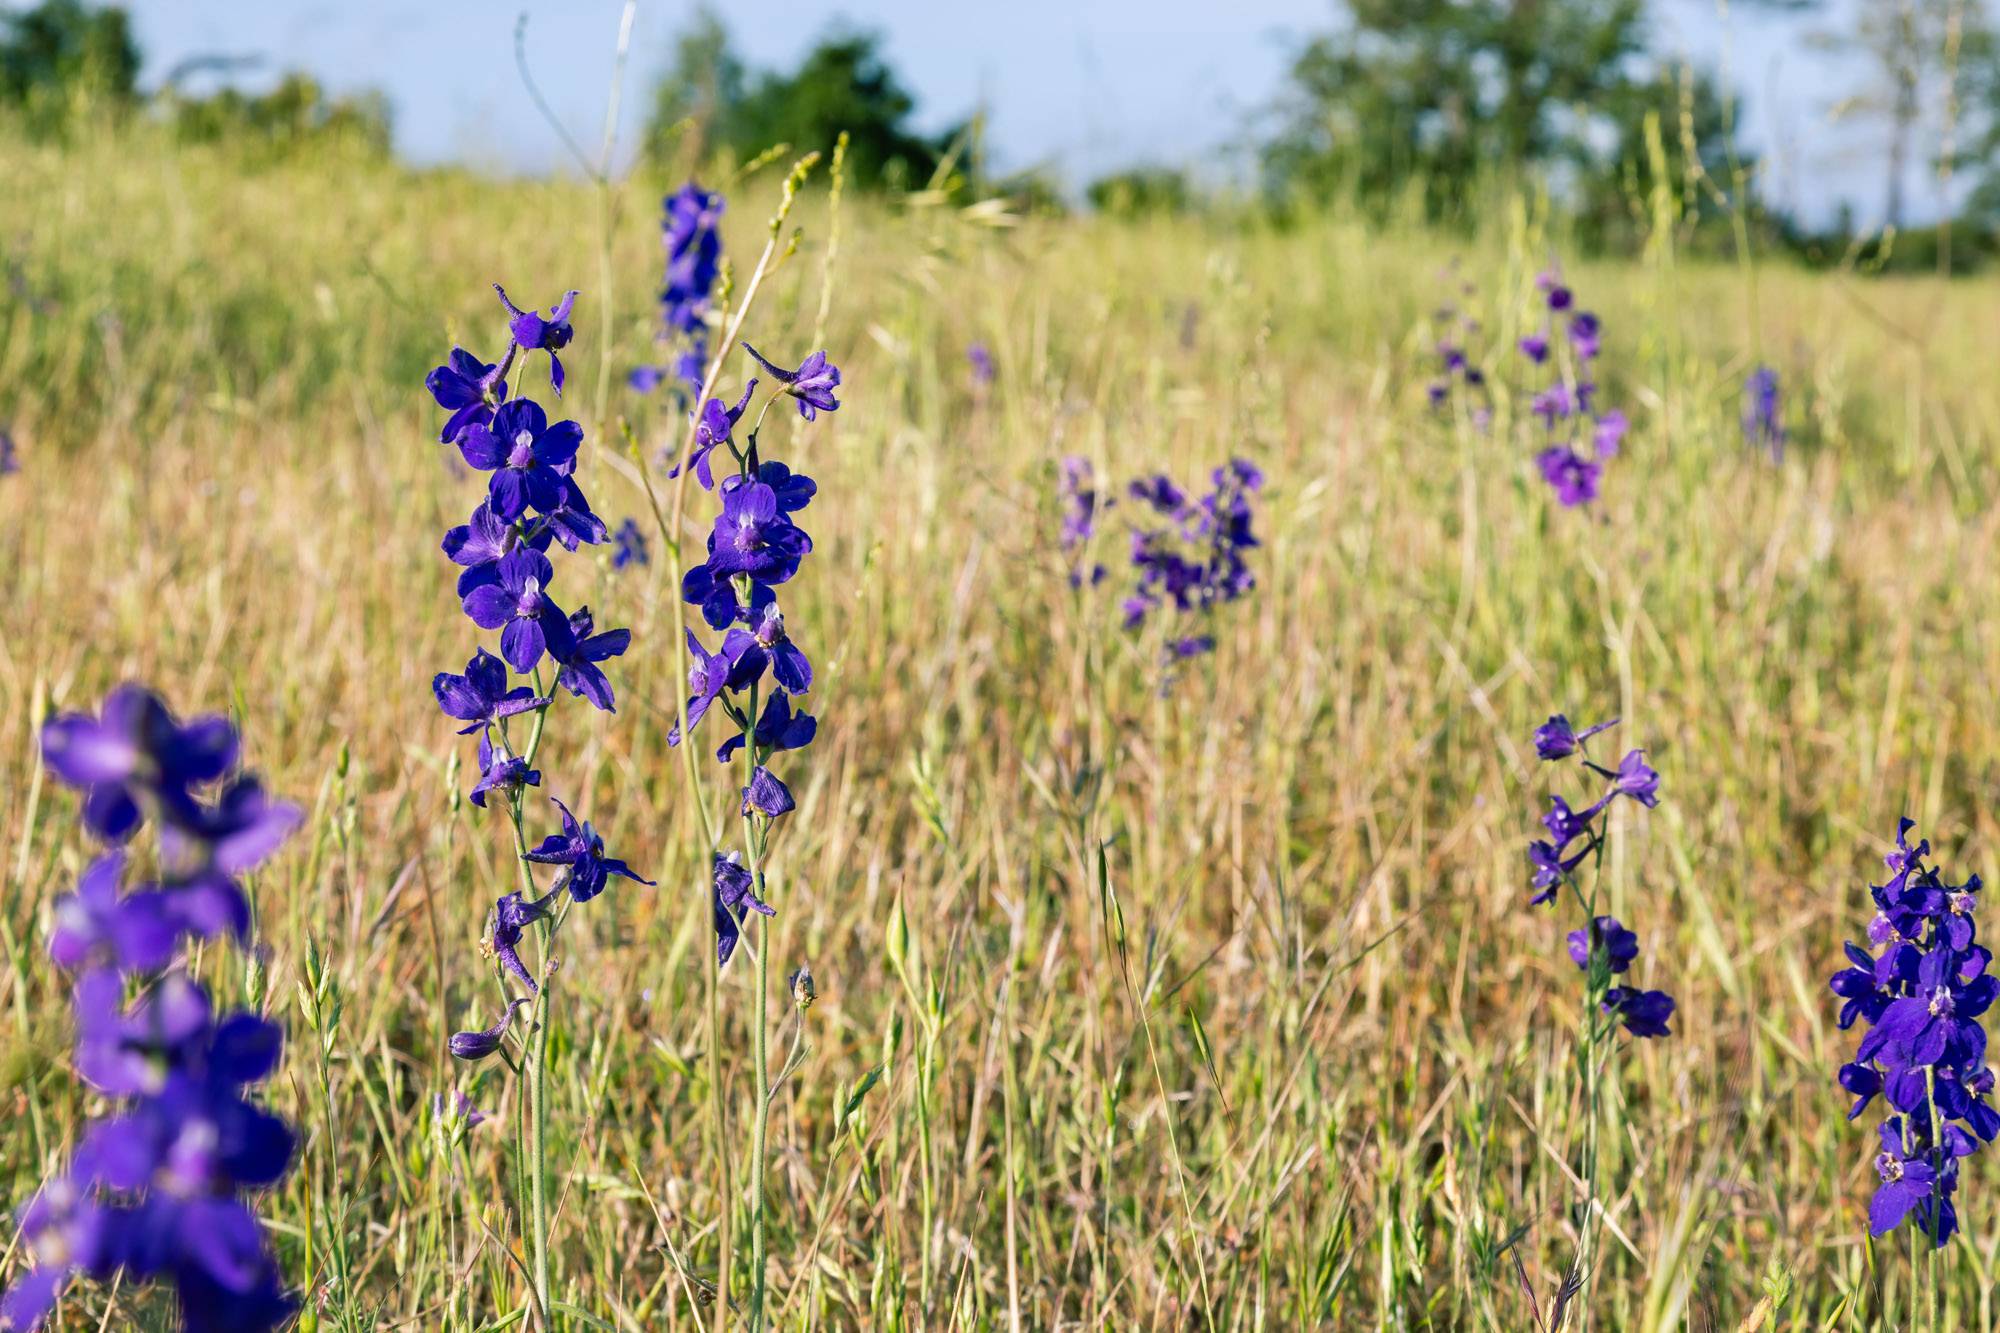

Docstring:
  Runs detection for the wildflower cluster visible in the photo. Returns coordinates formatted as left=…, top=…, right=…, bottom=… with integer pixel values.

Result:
left=1519, top=270, right=1627, bottom=507
left=1120, top=459, right=1263, bottom=662
left=1422, top=269, right=1491, bottom=424
left=670, top=341, right=839, bottom=962
left=1743, top=366, right=1784, bottom=460
left=425, top=284, right=649, bottom=1047
left=1831, top=820, right=1996, bottom=1245
left=630, top=183, right=724, bottom=401
left=1528, top=713, right=1674, bottom=1038
left=4, top=687, right=301, bottom=1332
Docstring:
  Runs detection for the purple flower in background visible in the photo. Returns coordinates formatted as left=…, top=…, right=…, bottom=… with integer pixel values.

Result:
left=433, top=647, right=549, bottom=735
left=672, top=381, right=756, bottom=489
left=633, top=188, right=724, bottom=397
left=0, top=427, right=16, bottom=475
left=495, top=286, right=578, bottom=395
left=1515, top=262, right=1627, bottom=505
left=1533, top=714, right=1618, bottom=761
left=1536, top=445, right=1601, bottom=507
left=968, top=342, right=995, bottom=385
left=741, top=765, right=796, bottom=819
left=661, top=184, right=723, bottom=333
left=426, top=348, right=504, bottom=444
left=523, top=797, right=653, bottom=903
left=1569, top=311, right=1601, bottom=360
left=433, top=1090, right=487, bottom=1129
left=1592, top=410, right=1628, bottom=458
left=1058, top=455, right=1108, bottom=587
left=1128, top=474, right=1186, bottom=516
left=1118, top=458, right=1261, bottom=668
left=1531, top=382, right=1577, bottom=425
left=611, top=518, right=648, bottom=570
left=460, top=547, right=574, bottom=673
left=743, top=343, right=841, bottom=420
left=450, top=998, right=529, bottom=1061
left=712, top=850, right=773, bottom=966
left=456, top=399, right=583, bottom=523
left=1744, top=366, right=1785, bottom=459
left=546, top=607, right=630, bottom=713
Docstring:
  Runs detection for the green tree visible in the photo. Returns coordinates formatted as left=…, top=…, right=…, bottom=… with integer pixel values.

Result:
left=1087, top=166, right=1192, bottom=217
left=1261, top=0, right=1650, bottom=214
left=169, top=72, right=392, bottom=157
left=645, top=16, right=950, bottom=190
left=644, top=5, right=747, bottom=167
left=1575, top=65, right=1758, bottom=241
left=0, top=0, right=140, bottom=114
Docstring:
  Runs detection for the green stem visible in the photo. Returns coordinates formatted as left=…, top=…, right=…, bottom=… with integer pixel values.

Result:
left=506, top=673, right=556, bottom=1326
left=742, top=675, right=772, bottom=1332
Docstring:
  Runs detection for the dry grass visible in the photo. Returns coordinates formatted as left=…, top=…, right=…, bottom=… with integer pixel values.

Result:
left=6, top=127, right=2000, bottom=1330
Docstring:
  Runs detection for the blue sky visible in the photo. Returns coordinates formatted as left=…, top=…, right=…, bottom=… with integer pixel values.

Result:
left=94, top=1, right=1946, bottom=226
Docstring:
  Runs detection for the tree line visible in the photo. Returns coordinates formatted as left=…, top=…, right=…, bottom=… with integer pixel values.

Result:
left=8, top=0, right=1998, bottom=270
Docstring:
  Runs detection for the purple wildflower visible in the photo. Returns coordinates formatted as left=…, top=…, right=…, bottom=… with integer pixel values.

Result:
left=460, top=547, right=574, bottom=673
left=742, top=343, right=841, bottom=420
left=546, top=607, right=630, bottom=713
left=670, top=628, right=766, bottom=746
left=1536, top=445, right=1601, bottom=507
left=455, top=399, right=583, bottom=524
left=672, top=381, right=756, bottom=489
left=426, top=347, right=504, bottom=443
left=1744, top=366, right=1784, bottom=459
left=433, top=647, right=549, bottom=735
left=449, top=998, right=529, bottom=1061
left=1533, top=714, right=1618, bottom=761
left=712, top=850, right=773, bottom=966
left=468, top=732, right=540, bottom=810
left=1602, top=986, right=1675, bottom=1038
left=495, top=286, right=578, bottom=395
left=522, top=797, right=654, bottom=903
left=1567, top=916, right=1639, bottom=973
left=741, top=765, right=795, bottom=819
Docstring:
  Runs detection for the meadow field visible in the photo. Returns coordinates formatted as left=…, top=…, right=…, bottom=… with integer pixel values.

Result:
left=8, top=127, right=2000, bottom=1331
